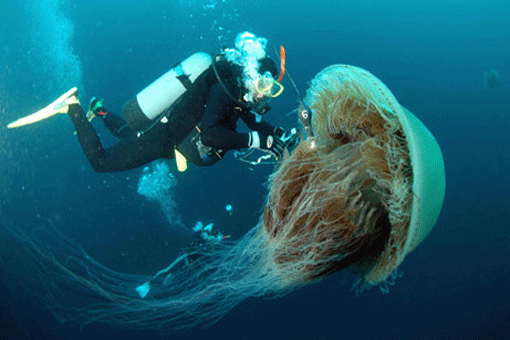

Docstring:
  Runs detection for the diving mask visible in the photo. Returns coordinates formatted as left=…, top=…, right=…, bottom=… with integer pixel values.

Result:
left=254, top=74, right=284, bottom=98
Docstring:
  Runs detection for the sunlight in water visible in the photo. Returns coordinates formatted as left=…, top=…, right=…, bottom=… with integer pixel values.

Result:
left=25, top=0, right=84, bottom=94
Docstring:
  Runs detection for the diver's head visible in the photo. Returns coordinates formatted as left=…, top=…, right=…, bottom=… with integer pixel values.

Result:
left=258, top=56, right=278, bottom=79
left=225, top=32, right=284, bottom=114
left=242, top=56, right=284, bottom=114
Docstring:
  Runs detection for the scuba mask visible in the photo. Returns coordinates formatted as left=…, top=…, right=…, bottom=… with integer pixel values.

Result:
left=254, top=74, right=284, bottom=98
left=247, top=47, right=286, bottom=114
left=244, top=73, right=283, bottom=115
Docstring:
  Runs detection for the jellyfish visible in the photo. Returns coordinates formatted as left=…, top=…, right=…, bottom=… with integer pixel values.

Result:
left=483, top=68, right=501, bottom=89
left=263, top=65, right=445, bottom=289
left=2, top=65, right=445, bottom=330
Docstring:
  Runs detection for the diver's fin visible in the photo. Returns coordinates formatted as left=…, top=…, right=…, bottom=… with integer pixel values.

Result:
left=135, top=281, right=151, bottom=299
left=85, top=97, right=106, bottom=122
left=7, top=87, right=79, bottom=129
left=85, top=110, right=95, bottom=123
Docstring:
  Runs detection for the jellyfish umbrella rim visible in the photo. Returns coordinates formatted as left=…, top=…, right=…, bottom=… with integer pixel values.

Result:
left=312, top=64, right=446, bottom=258
left=394, top=106, right=446, bottom=256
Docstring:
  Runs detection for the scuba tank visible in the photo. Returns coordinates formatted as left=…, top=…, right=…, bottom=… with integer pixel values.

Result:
left=122, top=52, right=213, bottom=131
left=121, top=52, right=238, bottom=170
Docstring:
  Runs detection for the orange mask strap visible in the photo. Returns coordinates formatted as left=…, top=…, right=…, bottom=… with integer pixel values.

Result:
left=277, top=45, right=286, bottom=82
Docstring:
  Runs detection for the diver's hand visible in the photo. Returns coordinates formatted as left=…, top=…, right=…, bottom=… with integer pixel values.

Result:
left=262, top=134, right=285, bottom=160
left=249, top=131, right=285, bottom=160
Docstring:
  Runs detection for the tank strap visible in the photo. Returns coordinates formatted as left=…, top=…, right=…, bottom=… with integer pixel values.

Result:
left=211, top=56, right=250, bottom=111
left=175, top=64, right=193, bottom=90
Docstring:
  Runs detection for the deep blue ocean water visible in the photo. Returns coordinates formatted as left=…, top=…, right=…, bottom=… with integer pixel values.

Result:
left=1, top=0, right=509, bottom=339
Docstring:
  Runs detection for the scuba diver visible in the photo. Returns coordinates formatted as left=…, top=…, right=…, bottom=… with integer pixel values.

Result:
left=7, top=32, right=297, bottom=172
left=135, top=222, right=229, bottom=298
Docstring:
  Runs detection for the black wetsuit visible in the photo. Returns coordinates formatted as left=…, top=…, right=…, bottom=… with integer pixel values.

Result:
left=200, top=81, right=276, bottom=149
left=67, top=78, right=277, bottom=172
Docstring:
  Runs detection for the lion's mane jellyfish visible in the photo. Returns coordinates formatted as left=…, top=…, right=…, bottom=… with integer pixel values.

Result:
left=1, top=65, right=445, bottom=330
left=263, top=65, right=445, bottom=289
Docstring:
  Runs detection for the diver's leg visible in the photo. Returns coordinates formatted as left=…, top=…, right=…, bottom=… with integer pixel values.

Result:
left=68, top=103, right=105, bottom=165
left=102, top=113, right=136, bottom=139
left=69, top=98, right=174, bottom=172
left=88, top=97, right=136, bottom=139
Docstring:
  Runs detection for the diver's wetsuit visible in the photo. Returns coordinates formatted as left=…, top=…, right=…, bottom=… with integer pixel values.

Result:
left=200, top=80, right=276, bottom=149
left=101, top=113, right=136, bottom=140
left=68, top=103, right=173, bottom=172
left=68, top=79, right=277, bottom=173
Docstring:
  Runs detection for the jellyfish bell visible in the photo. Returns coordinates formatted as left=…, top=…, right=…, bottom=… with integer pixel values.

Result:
left=262, top=64, right=445, bottom=288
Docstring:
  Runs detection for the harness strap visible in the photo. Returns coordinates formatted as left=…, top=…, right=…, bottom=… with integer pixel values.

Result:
left=175, top=64, right=194, bottom=90
left=211, top=56, right=250, bottom=111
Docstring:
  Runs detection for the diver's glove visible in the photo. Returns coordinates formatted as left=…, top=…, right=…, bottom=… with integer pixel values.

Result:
left=249, top=130, right=285, bottom=160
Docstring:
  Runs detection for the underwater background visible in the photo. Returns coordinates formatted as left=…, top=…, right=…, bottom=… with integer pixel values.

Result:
left=0, top=0, right=509, bottom=339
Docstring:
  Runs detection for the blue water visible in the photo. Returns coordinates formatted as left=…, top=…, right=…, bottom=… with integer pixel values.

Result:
left=1, top=0, right=509, bottom=339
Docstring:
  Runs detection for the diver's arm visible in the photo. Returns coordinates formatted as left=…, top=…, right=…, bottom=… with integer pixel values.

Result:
left=239, top=109, right=277, bottom=136
left=68, top=104, right=173, bottom=172
left=239, top=108, right=287, bottom=159
left=200, top=83, right=251, bottom=150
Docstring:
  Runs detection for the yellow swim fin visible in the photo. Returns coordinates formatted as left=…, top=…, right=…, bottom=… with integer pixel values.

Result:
left=7, top=87, right=79, bottom=129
